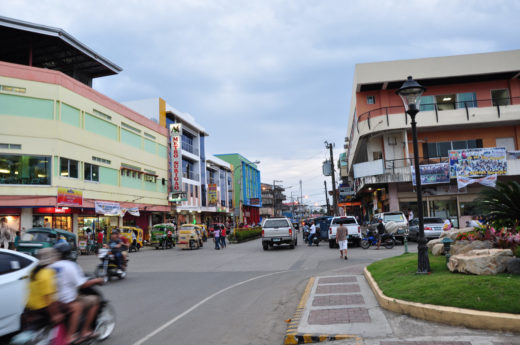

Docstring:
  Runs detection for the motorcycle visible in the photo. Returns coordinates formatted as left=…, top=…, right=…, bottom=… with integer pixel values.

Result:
left=95, top=248, right=127, bottom=283
left=360, top=231, right=395, bottom=249
left=10, top=286, right=116, bottom=345
left=158, top=234, right=175, bottom=250
left=307, top=233, right=320, bottom=246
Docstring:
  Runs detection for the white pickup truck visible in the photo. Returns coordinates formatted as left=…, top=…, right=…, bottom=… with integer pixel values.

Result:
left=328, top=216, right=361, bottom=248
left=261, top=217, right=297, bottom=250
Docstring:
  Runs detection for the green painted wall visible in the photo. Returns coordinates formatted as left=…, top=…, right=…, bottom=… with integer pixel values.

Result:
left=157, top=144, right=167, bottom=158
left=121, top=175, right=142, bottom=189
left=144, top=138, right=156, bottom=154
left=84, top=113, right=118, bottom=140
left=144, top=180, right=157, bottom=192
left=61, top=103, right=80, bottom=127
left=99, top=167, right=119, bottom=186
left=0, top=93, right=54, bottom=120
left=121, top=129, right=141, bottom=149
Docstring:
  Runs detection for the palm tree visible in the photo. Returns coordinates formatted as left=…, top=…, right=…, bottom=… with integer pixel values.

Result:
left=477, top=181, right=520, bottom=229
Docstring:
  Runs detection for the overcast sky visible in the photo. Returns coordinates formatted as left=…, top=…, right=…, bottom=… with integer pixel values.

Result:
left=2, top=0, right=519, bottom=207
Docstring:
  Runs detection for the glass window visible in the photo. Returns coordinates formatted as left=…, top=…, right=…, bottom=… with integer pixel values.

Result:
left=60, top=158, right=78, bottom=178
left=0, top=155, right=51, bottom=185
left=366, top=95, right=375, bottom=104
left=420, top=95, right=435, bottom=111
left=438, top=142, right=452, bottom=157
left=456, top=92, right=477, bottom=108
left=84, top=163, right=99, bottom=182
left=452, top=141, right=467, bottom=150
left=491, top=89, right=510, bottom=106
left=435, top=94, right=456, bottom=111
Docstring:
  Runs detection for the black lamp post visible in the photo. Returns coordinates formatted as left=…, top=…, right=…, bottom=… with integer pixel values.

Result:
left=396, top=76, right=431, bottom=274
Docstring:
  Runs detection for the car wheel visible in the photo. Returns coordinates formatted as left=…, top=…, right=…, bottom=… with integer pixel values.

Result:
left=329, top=239, right=334, bottom=249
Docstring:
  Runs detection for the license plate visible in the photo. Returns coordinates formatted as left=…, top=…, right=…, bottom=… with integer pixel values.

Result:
left=272, top=238, right=281, bottom=242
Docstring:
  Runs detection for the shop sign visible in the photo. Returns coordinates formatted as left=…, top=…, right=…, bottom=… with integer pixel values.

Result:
left=170, top=123, right=183, bottom=194
left=169, top=192, right=187, bottom=203
left=339, top=186, right=355, bottom=196
left=95, top=201, right=121, bottom=216
left=208, top=184, right=218, bottom=205
left=249, top=198, right=260, bottom=205
left=35, top=207, right=72, bottom=214
left=449, top=147, right=507, bottom=178
left=121, top=207, right=140, bottom=217
left=411, top=163, right=450, bottom=186
left=57, top=188, right=83, bottom=206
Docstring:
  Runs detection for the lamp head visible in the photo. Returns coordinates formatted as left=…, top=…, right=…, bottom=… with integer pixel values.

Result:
left=396, top=76, right=426, bottom=113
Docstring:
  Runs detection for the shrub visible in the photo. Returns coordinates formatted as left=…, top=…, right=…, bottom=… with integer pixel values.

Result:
left=477, top=181, right=520, bottom=228
left=231, top=227, right=262, bottom=242
left=455, top=225, right=520, bottom=254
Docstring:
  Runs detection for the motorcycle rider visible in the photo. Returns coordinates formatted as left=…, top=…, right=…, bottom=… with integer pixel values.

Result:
left=108, top=230, right=124, bottom=273
left=307, top=221, right=317, bottom=246
left=51, top=242, right=104, bottom=344
left=376, top=218, right=386, bottom=249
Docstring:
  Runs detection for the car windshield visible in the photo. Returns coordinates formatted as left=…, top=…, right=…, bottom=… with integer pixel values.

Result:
left=332, top=218, right=357, bottom=225
left=180, top=226, right=196, bottom=230
left=383, top=213, right=405, bottom=222
left=21, top=232, right=56, bottom=242
left=424, top=218, right=444, bottom=224
left=263, top=219, right=290, bottom=228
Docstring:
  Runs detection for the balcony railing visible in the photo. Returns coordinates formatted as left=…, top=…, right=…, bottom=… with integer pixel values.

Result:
left=183, top=171, right=199, bottom=181
left=182, top=142, right=199, bottom=156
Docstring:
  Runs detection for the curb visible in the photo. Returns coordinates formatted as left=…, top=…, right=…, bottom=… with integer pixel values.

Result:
left=284, top=277, right=361, bottom=345
left=364, top=267, right=520, bottom=333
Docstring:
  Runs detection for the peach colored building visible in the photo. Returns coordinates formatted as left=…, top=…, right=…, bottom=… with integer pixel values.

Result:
left=343, top=50, right=520, bottom=227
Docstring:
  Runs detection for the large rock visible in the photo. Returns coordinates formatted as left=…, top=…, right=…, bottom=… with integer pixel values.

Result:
left=448, top=249, right=514, bottom=275
left=432, top=243, right=445, bottom=256
left=451, top=240, right=493, bottom=255
left=440, top=227, right=474, bottom=240
left=507, top=258, right=520, bottom=275
left=427, top=238, right=442, bottom=252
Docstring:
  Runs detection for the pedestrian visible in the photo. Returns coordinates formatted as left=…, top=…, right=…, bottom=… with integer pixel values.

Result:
left=220, top=225, right=227, bottom=248
left=376, top=219, right=386, bottom=249
left=96, top=230, right=104, bottom=253
left=0, top=217, right=11, bottom=249
left=44, top=218, right=51, bottom=228
left=14, top=231, right=21, bottom=250
left=307, top=221, right=317, bottom=246
left=407, top=209, right=414, bottom=221
left=214, top=226, right=221, bottom=250
left=335, top=222, right=348, bottom=260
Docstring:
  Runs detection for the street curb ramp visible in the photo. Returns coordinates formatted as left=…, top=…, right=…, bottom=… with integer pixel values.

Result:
left=284, top=277, right=361, bottom=345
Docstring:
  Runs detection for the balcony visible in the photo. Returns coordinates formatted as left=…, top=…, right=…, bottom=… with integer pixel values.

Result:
left=181, top=142, right=199, bottom=156
left=183, top=171, right=199, bottom=181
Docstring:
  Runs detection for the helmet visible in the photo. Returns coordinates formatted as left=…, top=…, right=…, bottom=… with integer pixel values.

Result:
left=53, top=241, right=71, bottom=258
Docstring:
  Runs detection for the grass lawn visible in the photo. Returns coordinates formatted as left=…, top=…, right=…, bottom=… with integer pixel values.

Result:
left=367, top=253, right=520, bottom=314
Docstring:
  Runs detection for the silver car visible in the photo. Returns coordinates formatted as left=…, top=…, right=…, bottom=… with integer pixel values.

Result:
left=408, top=217, right=445, bottom=241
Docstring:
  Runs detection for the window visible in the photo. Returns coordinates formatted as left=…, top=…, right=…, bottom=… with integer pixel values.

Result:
left=0, top=252, right=33, bottom=275
left=422, top=139, right=483, bottom=158
left=420, top=95, right=435, bottom=111
left=190, top=184, right=193, bottom=197
left=456, top=92, right=477, bottom=108
left=0, top=155, right=51, bottom=185
left=84, top=163, right=99, bottom=182
left=491, top=89, right=510, bottom=106
left=366, top=95, right=375, bottom=104
left=195, top=186, right=198, bottom=198
left=92, top=156, right=111, bottom=165
left=435, top=94, right=456, bottom=111
left=60, top=158, right=78, bottom=178
left=0, top=143, right=21, bottom=150
left=121, top=122, right=141, bottom=133
left=372, top=152, right=383, bottom=160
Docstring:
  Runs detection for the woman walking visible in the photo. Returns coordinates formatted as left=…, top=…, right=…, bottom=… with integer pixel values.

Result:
left=220, top=225, right=227, bottom=248
left=214, top=226, right=221, bottom=250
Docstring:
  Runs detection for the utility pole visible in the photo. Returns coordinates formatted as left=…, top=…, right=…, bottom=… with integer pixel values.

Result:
left=325, top=141, right=338, bottom=216
left=324, top=180, right=331, bottom=216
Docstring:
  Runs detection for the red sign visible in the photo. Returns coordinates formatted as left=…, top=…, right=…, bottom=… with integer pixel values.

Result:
left=57, top=188, right=83, bottom=206
left=35, top=207, right=73, bottom=214
left=170, top=123, right=182, bottom=193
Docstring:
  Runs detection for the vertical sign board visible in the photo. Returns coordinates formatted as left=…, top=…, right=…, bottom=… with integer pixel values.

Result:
left=170, top=123, right=183, bottom=194
left=208, top=183, right=218, bottom=205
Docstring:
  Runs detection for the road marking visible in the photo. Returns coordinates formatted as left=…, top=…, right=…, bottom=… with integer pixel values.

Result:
left=131, top=270, right=287, bottom=345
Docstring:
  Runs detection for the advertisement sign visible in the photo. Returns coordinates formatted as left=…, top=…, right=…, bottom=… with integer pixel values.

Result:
left=121, top=207, right=140, bottom=217
left=95, top=201, right=121, bottom=215
left=208, top=184, right=218, bottom=205
left=322, top=160, right=332, bottom=176
left=170, top=123, right=183, bottom=194
left=57, top=188, right=83, bottom=206
left=249, top=197, right=260, bottom=205
left=457, top=174, right=497, bottom=189
left=339, top=186, right=355, bottom=196
left=353, top=159, right=384, bottom=178
left=411, top=163, right=450, bottom=186
left=449, top=147, right=507, bottom=178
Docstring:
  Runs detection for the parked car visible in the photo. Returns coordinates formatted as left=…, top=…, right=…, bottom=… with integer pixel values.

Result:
left=0, top=249, right=39, bottom=337
left=408, top=217, right=445, bottom=241
left=261, top=217, right=297, bottom=250
left=368, top=212, right=409, bottom=243
left=328, top=216, right=361, bottom=248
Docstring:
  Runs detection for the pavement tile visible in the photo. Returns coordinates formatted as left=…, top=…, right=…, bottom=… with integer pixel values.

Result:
left=319, top=276, right=357, bottom=284
left=308, top=307, right=371, bottom=324
left=332, top=266, right=365, bottom=275
left=381, top=342, right=472, bottom=345
left=316, top=284, right=361, bottom=294
left=312, top=294, right=365, bottom=306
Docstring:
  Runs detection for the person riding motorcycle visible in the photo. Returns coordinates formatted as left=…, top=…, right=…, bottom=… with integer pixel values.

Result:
left=108, top=230, right=124, bottom=274
left=51, top=242, right=104, bottom=344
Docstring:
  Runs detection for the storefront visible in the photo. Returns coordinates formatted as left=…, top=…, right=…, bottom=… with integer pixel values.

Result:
left=33, top=207, right=73, bottom=231
left=0, top=208, right=21, bottom=232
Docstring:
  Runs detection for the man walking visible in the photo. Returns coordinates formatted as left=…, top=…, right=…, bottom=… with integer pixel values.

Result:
left=336, top=222, right=348, bottom=260
left=0, top=217, right=11, bottom=249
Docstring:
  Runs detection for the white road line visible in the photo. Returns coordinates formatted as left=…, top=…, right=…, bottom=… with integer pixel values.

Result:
left=131, top=270, right=287, bottom=345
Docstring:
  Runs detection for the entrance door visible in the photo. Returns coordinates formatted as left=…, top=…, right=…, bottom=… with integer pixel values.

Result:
left=428, top=199, right=457, bottom=219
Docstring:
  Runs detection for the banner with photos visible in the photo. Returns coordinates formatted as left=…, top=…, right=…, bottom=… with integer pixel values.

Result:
left=411, top=163, right=450, bottom=186
left=449, top=147, right=507, bottom=178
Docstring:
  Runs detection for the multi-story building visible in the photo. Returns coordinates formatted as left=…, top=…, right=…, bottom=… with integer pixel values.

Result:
left=0, top=17, right=170, bottom=236
left=344, top=50, right=520, bottom=227
left=215, top=154, right=261, bottom=225
left=260, top=183, right=286, bottom=218
left=205, top=155, right=233, bottom=224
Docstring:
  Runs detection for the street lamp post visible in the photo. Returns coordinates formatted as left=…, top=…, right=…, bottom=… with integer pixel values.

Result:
left=396, top=76, right=431, bottom=274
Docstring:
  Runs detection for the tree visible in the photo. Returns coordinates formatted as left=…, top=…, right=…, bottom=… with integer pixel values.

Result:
left=477, top=181, right=520, bottom=228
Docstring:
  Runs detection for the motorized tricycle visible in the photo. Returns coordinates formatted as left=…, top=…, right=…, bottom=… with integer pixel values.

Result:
left=119, top=226, right=143, bottom=252
left=16, top=227, right=79, bottom=261
left=151, top=223, right=176, bottom=249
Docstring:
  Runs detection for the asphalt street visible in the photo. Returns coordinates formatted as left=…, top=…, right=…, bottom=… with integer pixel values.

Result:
left=73, top=235, right=514, bottom=345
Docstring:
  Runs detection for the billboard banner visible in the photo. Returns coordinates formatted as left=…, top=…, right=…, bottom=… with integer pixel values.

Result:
left=57, top=188, right=83, bottom=206
left=208, top=184, right=218, bottom=205
left=170, top=123, right=183, bottom=194
left=449, top=147, right=507, bottom=178
left=411, top=163, right=450, bottom=186
left=95, top=201, right=121, bottom=215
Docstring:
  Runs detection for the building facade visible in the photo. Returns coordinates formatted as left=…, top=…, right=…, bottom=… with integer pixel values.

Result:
left=344, top=50, right=520, bottom=227
left=215, top=154, right=261, bottom=225
left=260, top=183, right=286, bottom=219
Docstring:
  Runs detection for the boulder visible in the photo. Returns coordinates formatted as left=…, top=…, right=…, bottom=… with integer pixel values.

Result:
left=451, top=240, right=493, bottom=255
left=432, top=243, right=445, bottom=256
left=427, top=238, right=442, bottom=252
left=440, top=227, right=474, bottom=240
left=507, top=258, right=520, bottom=275
left=448, top=248, right=514, bottom=275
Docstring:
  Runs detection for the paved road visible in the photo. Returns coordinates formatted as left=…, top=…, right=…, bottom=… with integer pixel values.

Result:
left=73, top=236, right=515, bottom=345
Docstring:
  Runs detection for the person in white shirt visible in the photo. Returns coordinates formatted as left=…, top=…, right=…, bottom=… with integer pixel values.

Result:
left=308, top=221, right=317, bottom=246
left=51, top=242, right=103, bottom=344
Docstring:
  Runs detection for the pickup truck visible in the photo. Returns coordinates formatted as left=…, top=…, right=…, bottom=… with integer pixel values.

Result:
left=328, top=216, right=361, bottom=248
left=261, top=217, right=297, bottom=250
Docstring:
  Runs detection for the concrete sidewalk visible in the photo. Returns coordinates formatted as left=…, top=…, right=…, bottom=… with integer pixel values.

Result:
left=284, top=265, right=519, bottom=345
